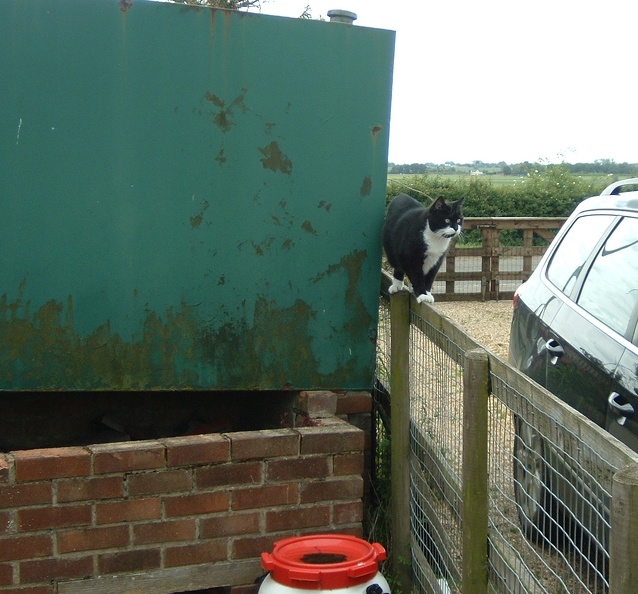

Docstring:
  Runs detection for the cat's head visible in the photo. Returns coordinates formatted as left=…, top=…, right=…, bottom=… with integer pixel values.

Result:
left=429, top=197, right=464, bottom=238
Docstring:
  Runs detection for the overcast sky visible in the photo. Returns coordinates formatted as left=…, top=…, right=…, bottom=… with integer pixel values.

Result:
left=256, top=0, right=637, bottom=165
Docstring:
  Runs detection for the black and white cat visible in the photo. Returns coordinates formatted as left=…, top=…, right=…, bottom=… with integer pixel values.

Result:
left=382, top=193, right=464, bottom=304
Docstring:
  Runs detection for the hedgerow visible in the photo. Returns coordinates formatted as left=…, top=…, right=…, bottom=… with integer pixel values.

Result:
left=386, top=164, right=609, bottom=218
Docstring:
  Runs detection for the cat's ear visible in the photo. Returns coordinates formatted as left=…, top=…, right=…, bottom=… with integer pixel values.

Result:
left=432, top=197, right=446, bottom=210
left=453, top=198, right=465, bottom=207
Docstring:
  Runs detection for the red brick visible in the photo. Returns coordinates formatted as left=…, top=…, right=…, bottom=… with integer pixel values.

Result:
left=20, top=556, right=93, bottom=583
left=90, top=441, right=165, bottom=474
left=164, top=492, right=229, bottom=517
left=0, top=511, right=9, bottom=534
left=333, top=501, right=364, bottom=525
left=295, top=391, right=337, bottom=417
left=265, top=504, right=330, bottom=532
left=127, top=469, right=192, bottom=496
left=200, top=512, right=260, bottom=539
left=18, top=505, right=91, bottom=532
left=96, top=497, right=161, bottom=524
left=333, top=452, right=364, bottom=476
left=336, top=391, right=372, bottom=415
left=57, top=476, right=123, bottom=502
left=0, top=482, right=52, bottom=509
left=57, top=525, right=129, bottom=553
left=164, top=540, right=227, bottom=567
left=133, top=519, right=196, bottom=544
left=0, top=562, right=13, bottom=585
left=232, top=535, right=277, bottom=560
left=319, top=417, right=350, bottom=426
left=298, top=425, right=364, bottom=455
left=98, top=548, right=161, bottom=575
left=163, top=434, right=230, bottom=467
left=12, top=448, right=90, bottom=482
left=300, top=477, right=363, bottom=504
left=0, top=535, right=52, bottom=561
left=333, top=525, right=364, bottom=538
left=196, top=461, right=262, bottom=488
left=266, top=456, right=329, bottom=482
left=232, top=484, right=298, bottom=511
left=344, top=414, right=372, bottom=445
left=0, top=456, right=9, bottom=484
left=229, top=430, right=298, bottom=461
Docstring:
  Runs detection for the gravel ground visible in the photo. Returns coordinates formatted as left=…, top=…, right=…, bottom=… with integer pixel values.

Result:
left=431, top=299, right=514, bottom=359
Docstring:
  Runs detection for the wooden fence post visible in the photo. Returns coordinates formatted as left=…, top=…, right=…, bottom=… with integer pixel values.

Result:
left=462, top=348, right=489, bottom=594
left=390, top=291, right=412, bottom=593
left=610, top=463, right=638, bottom=593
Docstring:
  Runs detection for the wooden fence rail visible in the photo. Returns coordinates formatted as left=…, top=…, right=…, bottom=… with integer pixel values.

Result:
left=438, top=217, right=566, bottom=301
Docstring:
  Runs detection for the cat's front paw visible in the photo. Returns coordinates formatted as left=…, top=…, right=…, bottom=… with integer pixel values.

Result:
left=388, top=280, right=406, bottom=295
left=416, top=292, right=435, bottom=304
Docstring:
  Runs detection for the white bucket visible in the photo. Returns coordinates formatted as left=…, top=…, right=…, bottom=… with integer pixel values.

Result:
left=260, top=534, right=391, bottom=594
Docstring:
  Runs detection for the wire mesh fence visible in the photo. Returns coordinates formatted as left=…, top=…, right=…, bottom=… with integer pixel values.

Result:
left=375, top=286, right=638, bottom=594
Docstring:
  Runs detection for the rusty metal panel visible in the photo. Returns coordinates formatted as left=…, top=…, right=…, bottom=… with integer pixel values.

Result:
left=0, top=0, right=394, bottom=391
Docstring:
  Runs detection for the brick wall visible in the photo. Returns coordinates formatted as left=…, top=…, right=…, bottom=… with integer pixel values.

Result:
left=0, top=402, right=369, bottom=594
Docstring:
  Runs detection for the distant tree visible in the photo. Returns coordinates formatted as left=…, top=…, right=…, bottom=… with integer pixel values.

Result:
left=388, top=159, right=638, bottom=179
left=172, top=0, right=264, bottom=9
left=171, top=1, right=317, bottom=19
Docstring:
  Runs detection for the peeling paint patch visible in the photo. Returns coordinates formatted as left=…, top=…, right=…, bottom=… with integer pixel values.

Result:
left=199, top=295, right=320, bottom=388
left=312, top=250, right=373, bottom=340
left=0, top=250, right=374, bottom=390
left=215, top=147, right=227, bottom=166
left=258, top=141, right=292, bottom=175
left=301, top=220, right=318, bottom=235
left=237, top=237, right=276, bottom=256
left=205, top=93, right=223, bottom=108
left=371, top=125, right=382, bottom=140
left=119, top=0, right=132, bottom=13
left=360, top=176, right=372, bottom=197
left=0, top=293, right=202, bottom=390
left=190, top=200, right=209, bottom=229
left=318, top=200, right=332, bottom=212
left=204, top=89, right=248, bottom=133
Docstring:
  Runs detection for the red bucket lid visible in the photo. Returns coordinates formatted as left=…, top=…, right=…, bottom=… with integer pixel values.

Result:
left=261, top=534, right=387, bottom=589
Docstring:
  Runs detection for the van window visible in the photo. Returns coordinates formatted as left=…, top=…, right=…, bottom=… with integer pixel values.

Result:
left=546, top=215, right=615, bottom=296
left=578, top=217, right=638, bottom=337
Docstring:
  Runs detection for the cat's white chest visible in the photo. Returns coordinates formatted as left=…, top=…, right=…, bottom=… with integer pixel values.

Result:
left=422, top=225, right=451, bottom=272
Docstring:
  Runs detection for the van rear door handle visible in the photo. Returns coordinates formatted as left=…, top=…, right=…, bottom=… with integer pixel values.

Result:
left=545, top=339, right=564, bottom=365
left=609, top=391, right=635, bottom=426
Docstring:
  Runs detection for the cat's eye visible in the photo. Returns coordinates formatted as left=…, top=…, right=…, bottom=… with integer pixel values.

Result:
left=445, top=218, right=450, bottom=224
